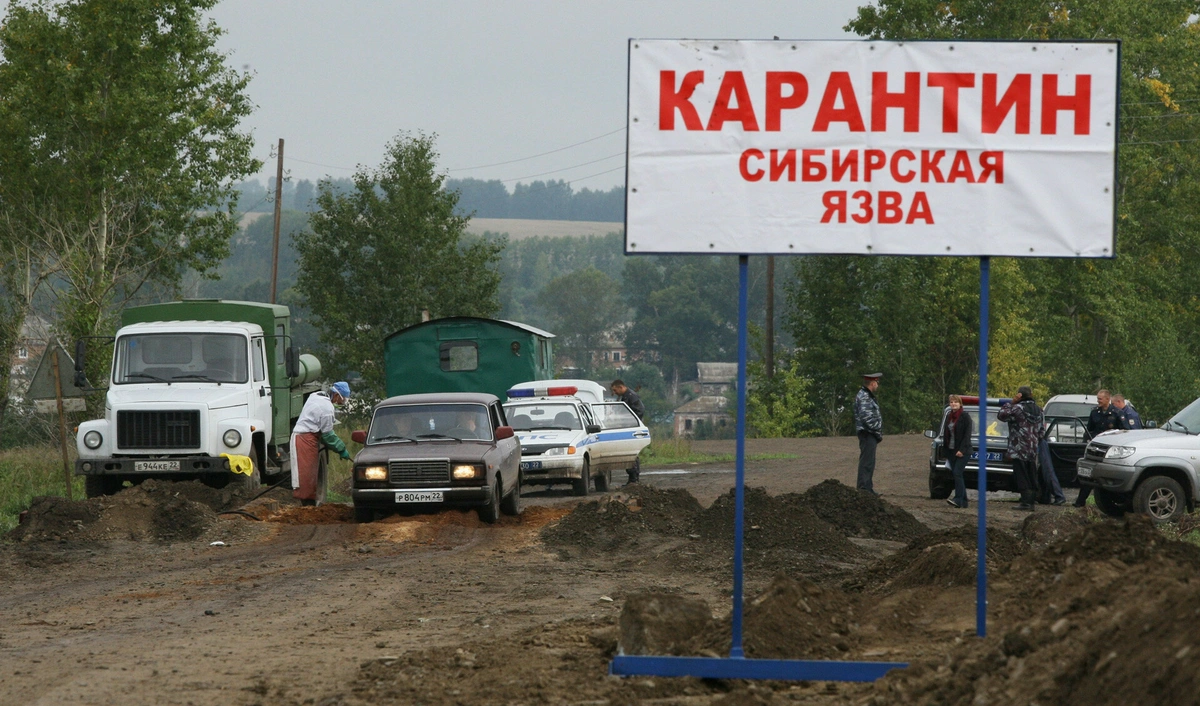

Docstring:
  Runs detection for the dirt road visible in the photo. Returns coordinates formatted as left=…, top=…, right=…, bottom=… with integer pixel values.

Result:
left=2, top=435, right=1186, bottom=706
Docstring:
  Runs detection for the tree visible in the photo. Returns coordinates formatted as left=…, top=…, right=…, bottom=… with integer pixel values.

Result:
left=537, top=266, right=626, bottom=375
left=745, top=327, right=816, bottom=438
left=295, top=132, right=505, bottom=395
left=0, top=0, right=260, bottom=407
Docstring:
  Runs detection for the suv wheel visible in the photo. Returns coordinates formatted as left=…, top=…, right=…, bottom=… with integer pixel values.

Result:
left=1133, top=476, right=1186, bottom=524
left=928, top=467, right=952, bottom=500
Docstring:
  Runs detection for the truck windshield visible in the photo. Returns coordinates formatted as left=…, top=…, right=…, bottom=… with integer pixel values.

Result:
left=113, top=333, right=249, bottom=384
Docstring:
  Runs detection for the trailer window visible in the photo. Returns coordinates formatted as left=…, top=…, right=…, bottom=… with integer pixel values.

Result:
left=439, top=341, right=478, bottom=372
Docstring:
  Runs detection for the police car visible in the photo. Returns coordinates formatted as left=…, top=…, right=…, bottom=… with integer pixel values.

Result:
left=503, top=380, right=651, bottom=496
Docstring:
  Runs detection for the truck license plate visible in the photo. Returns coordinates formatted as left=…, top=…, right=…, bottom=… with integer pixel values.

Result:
left=1077, top=463, right=1093, bottom=479
left=520, top=461, right=542, bottom=471
left=395, top=491, right=443, bottom=503
left=134, top=460, right=180, bottom=472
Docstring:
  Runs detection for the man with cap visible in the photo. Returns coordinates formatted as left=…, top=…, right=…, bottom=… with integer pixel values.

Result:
left=290, top=381, right=352, bottom=505
left=854, top=373, right=883, bottom=493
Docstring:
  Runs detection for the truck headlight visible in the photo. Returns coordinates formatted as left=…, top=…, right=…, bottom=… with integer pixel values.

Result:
left=359, top=465, right=387, bottom=481
left=544, top=446, right=575, bottom=456
left=83, top=431, right=103, bottom=450
left=453, top=464, right=482, bottom=480
left=222, top=429, right=242, bottom=448
left=1105, top=445, right=1135, bottom=460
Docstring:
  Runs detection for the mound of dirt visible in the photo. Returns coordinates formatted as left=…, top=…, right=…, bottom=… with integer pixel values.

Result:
left=844, top=524, right=1028, bottom=593
left=9, top=482, right=218, bottom=543
left=540, top=485, right=703, bottom=551
left=795, top=479, right=928, bottom=542
left=692, top=487, right=866, bottom=565
left=864, top=515, right=1200, bottom=706
left=693, top=574, right=859, bottom=659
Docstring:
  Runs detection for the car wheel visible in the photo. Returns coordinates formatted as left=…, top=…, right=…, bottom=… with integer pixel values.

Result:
left=1132, top=476, right=1186, bottom=524
left=1093, top=488, right=1128, bottom=518
left=501, top=470, right=523, bottom=516
left=84, top=475, right=122, bottom=498
left=928, top=468, right=952, bottom=499
left=572, top=457, right=591, bottom=497
left=353, top=505, right=375, bottom=523
left=595, top=466, right=611, bottom=492
left=478, top=477, right=501, bottom=524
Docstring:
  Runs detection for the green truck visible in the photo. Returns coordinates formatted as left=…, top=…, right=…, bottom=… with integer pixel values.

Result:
left=383, top=317, right=555, bottom=400
left=73, top=300, right=323, bottom=497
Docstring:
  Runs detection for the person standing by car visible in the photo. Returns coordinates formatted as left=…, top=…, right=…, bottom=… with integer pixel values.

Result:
left=943, top=394, right=973, bottom=508
left=611, top=379, right=645, bottom=485
left=1075, top=389, right=1123, bottom=507
left=854, top=373, right=883, bottom=494
left=997, top=386, right=1043, bottom=512
left=1037, top=433, right=1067, bottom=506
left=291, top=381, right=352, bottom=505
left=1113, top=394, right=1143, bottom=430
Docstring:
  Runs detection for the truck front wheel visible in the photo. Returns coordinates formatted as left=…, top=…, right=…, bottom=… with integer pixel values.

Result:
left=1093, top=488, right=1129, bottom=518
left=84, top=476, right=123, bottom=498
left=1132, top=476, right=1186, bottom=524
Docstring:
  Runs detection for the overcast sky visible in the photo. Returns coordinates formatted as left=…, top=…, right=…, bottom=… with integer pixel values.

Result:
left=207, top=1, right=867, bottom=192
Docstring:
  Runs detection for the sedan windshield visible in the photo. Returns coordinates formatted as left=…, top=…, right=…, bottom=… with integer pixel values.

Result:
left=369, top=404, right=492, bottom=442
left=113, top=333, right=248, bottom=384
left=503, top=403, right=581, bottom=431
left=943, top=407, right=1008, bottom=439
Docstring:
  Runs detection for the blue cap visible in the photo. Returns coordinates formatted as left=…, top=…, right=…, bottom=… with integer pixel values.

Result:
left=331, top=381, right=351, bottom=399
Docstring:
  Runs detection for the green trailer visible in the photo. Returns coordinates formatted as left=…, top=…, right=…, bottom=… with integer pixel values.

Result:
left=384, top=317, right=555, bottom=400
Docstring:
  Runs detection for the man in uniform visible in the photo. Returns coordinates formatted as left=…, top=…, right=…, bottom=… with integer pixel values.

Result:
left=1113, top=394, right=1143, bottom=430
left=1075, top=389, right=1122, bottom=507
left=611, top=379, right=645, bottom=485
left=853, top=373, right=883, bottom=494
left=291, top=381, right=352, bottom=505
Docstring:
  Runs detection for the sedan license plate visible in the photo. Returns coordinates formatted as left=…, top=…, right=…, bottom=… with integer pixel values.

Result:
left=395, top=491, right=443, bottom=504
left=1077, top=463, right=1093, bottom=479
left=520, top=461, right=542, bottom=471
left=969, top=451, right=1004, bottom=462
left=134, top=460, right=180, bottom=472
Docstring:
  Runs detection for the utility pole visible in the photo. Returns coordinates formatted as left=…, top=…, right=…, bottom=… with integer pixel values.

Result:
left=270, top=138, right=284, bottom=304
left=765, top=256, right=775, bottom=379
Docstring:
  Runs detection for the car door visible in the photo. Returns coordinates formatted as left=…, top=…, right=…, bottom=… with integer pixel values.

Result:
left=490, top=402, right=519, bottom=492
left=250, top=336, right=272, bottom=432
left=1044, top=415, right=1089, bottom=484
left=590, top=402, right=650, bottom=470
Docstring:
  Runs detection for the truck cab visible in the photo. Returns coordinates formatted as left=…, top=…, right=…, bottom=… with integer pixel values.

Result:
left=74, top=300, right=321, bottom=497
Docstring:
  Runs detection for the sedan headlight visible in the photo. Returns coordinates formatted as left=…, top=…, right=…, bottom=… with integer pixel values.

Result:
left=543, top=446, right=576, bottom=457
left=222, top=429, right=242, bottom=448
left=83, top=430, right=103, bottom=450
left=359, top=465, right=387, bottom=481
left=1105, top=445, right=1136, bottom=460
left=453, top=464, right=482, bottom=480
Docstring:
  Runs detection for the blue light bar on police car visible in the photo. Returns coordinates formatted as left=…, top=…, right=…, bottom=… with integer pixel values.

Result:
left=506, top=385, right=579, bottom=399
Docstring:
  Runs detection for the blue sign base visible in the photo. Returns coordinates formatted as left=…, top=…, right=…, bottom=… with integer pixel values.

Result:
left=610, top=655, right=907, bottom=682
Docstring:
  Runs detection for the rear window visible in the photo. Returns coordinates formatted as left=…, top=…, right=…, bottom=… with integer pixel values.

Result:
left=1044, top=401, right=1094, bottom=419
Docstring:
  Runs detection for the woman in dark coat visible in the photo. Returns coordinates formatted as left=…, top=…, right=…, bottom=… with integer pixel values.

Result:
left=943, top=394, right=974, bottom=508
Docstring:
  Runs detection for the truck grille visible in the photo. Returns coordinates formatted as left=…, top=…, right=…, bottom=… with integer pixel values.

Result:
left=117, top=410, right=201, bottom=449
left=1085, top=443, right=1109, bottom=462
left=388, top=459, right=450, bottom=484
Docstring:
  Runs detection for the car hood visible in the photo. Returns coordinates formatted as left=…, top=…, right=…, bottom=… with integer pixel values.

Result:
left=354, top=440, right=492, bottom=465
left=515, top=430, right=579, bottom=446
left=107, top=385, right=249, bottom=411
left=1094, top=428, right=1199, bottom=449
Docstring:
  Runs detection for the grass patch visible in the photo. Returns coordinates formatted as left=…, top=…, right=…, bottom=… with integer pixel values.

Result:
left=640, top=435, right=796, bottom=467
left=0, top=446, right=83, bottom=533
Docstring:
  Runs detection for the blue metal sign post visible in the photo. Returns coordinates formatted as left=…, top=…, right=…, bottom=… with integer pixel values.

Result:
left=976, top=257, right=990, bottom=637
left=610, top=256, right=910, bottom=681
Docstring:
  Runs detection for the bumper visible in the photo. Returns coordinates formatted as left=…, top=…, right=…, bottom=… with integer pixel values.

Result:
left=1075, top=459, right=1137, bottom=493
left=352, top=486, right=491, bottom=509
left=76, top=455, right=232, bottom=476
left=930, top=460, right=1017, bottom=491
left=519, top=457, right=584, bottom=484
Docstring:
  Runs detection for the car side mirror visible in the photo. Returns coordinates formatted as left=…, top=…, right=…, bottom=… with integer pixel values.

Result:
left=285, top=346, right=300, bottom=379
left=923, top=429, right=936, bottom=439
left=1145, top=420, right=1157, bottom=429
left=351, top=430, right=367, bottom=444
left=586, top=424, right=602, bottom=435
left=495, top=426, right=514, bottom=440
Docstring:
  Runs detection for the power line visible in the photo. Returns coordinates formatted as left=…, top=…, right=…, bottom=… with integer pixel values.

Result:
left=567, top=165, right=626, bottom=186
left=448, top=127, right=626, bottom=171
left=499, top=152, right=625, bottom=184
left=287, top=156, right=357, bottom=171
